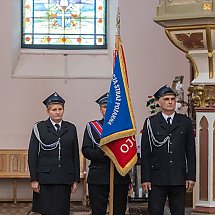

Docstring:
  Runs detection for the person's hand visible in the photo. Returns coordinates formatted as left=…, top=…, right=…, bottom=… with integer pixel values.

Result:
left=142, top=182, right=151, bottom=193
left=186, top=180, right=195, bottom=191
left=31, top=181, right=40, bottom=193
left=71, top=182, right=78, bottom=193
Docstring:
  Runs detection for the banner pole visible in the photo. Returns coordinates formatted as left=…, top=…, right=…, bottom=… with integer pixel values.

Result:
left=109, top=7, right=119, bottom=215
left=109, top=161, right=114, bottom=215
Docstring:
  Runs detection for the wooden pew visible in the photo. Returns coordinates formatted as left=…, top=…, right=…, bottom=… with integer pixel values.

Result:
left=0, top=149, right=87, bottom=204
left=0, top=149, right=29, bottom=204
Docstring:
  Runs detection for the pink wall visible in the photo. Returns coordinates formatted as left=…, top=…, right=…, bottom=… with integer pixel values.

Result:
left=120, top=0, right=190, bottom=130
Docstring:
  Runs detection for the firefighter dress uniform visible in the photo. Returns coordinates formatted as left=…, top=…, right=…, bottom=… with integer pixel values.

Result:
left=28, top=92, right=80, bottom=215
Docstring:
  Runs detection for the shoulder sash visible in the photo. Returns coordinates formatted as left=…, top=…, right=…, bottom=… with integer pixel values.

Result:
left=87, top=120, right=103, bottom=147
left=89, top=120, right=103, bottom=137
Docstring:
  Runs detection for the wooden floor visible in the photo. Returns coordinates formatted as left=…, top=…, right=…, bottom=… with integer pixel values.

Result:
left=0, top=202, right=131, bottom=215
left=0, top=202, right=91, bottom=215
left=0, top=202, right=192, bottom=215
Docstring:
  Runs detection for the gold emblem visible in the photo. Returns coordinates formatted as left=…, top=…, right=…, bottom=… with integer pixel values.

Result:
left=203, top=3, right=212, bottom=10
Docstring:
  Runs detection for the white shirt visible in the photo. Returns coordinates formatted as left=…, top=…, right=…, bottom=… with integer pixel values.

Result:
left=50, top=118, right=62, bottom=130
left=162, top=112, right=175, bottom=124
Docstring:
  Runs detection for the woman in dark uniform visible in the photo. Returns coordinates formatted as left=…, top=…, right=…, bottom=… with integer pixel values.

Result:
left=82, top=93, right=131, bottom=215
left=28, top=92, right=80, bottom=215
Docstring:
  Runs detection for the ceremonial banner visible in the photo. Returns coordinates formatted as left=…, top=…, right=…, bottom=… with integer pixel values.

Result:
left=100, top=38, right=137, bottom=176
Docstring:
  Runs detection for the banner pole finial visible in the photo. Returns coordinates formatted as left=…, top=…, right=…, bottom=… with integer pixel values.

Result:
left=115, top=7, right=120, bottom=49
left=116, top=7, right=120, bottom=36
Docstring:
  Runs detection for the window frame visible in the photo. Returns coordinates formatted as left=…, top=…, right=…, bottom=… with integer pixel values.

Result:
left=21, top=0, right=107, bottom=50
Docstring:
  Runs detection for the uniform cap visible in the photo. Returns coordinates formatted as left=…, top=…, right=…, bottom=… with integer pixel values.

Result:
left=43, top=92, right=65, bottom=107
left=95, top=92, right=109, bottom=106
left=154, top=85, right=176, bottom=100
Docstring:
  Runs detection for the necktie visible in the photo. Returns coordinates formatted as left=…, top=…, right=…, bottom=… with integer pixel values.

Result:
left=55, top=124, right=60, bottom=133
left=167, top=117, right=171, bottom=125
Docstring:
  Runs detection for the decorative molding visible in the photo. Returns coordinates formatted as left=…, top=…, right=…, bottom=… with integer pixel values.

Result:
left=186, top=54, right=199, bottom=79
left=213, top=120, right=215, bottom=201
left=199, top=116, right=209, bottom=201
left=165, top=25, right=215, bottom=81
left=193, top=206, right=215, bottom=214
left=188, top=85, right=215, bottom=108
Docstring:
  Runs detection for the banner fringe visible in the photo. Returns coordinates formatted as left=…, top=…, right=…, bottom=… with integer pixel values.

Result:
left=118, top=39, right=136, bottom=131
left=101, top=144, right=138, bottom=176
left=100, top=129, right=136, bottom=146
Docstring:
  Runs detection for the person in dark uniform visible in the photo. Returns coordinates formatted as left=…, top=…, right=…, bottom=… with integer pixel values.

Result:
left=28, top=92, right=80, bottom=215
left=141, top=85, right=196, bottom=215
left=82, top=92, right=131, bottom=215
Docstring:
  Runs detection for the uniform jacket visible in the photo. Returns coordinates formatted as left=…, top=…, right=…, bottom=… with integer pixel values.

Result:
left=28, top=118, right=80, bottom=185
left=141, top=112, right=196, bottom=186
left=82, top=119, right=131, bottom=185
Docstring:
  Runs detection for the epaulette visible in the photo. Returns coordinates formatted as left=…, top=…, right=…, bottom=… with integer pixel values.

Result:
left=148, top=114, right=156, bottom=120
left=35, top=120, right=44, bottom=125
left=88, top=120, right=96, bottom=124
left=88, top=119, right=100, bottom=124
left=178, top=113, right=188, bottom=118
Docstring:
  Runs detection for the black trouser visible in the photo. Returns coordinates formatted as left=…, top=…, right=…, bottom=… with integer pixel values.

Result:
left=148, top=185, right=186, bottom=215
left=88, top=184, right=129, bottom=215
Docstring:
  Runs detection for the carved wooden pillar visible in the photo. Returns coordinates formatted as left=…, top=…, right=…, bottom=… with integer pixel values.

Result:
left=189, top=87, right=215, bottom=213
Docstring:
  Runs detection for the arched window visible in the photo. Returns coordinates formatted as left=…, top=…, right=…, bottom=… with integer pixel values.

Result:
left=22, top=0, right=107, bottom=50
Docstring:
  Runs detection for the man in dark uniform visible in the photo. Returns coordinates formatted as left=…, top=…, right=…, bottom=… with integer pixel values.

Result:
left=141, top=85, right=196, bottom=215
left=28, top=92, right=80, bottom=215
left=82, top=92, right=131, bottom=215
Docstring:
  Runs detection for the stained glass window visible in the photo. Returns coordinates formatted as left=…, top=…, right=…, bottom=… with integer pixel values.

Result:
left=22, top=0, right=107, bottom=49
